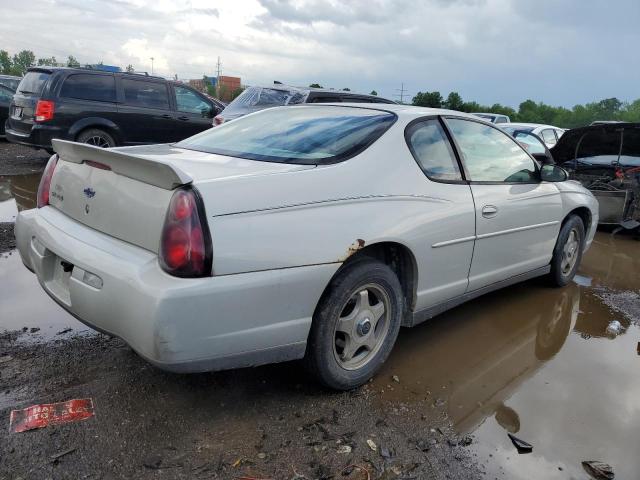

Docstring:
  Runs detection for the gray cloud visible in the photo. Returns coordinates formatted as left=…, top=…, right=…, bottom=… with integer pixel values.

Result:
left=0, top=0, right=637, bottom=107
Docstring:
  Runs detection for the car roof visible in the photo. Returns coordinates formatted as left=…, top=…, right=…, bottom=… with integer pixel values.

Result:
left=0, top=74, right=21, bottom=79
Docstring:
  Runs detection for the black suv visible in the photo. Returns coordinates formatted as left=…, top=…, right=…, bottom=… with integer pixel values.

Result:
left=5, top=67, right=222, bottom=151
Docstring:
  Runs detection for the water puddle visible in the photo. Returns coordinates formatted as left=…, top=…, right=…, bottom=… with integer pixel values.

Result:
left=0, top=173, right=41, bottom=222
left=0, top=250, right=90, bottom=341
left=376, top=231, right=640, bottom=479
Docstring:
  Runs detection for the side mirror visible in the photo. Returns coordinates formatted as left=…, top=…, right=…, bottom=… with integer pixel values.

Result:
left=540, top=164, right=568, bottom=182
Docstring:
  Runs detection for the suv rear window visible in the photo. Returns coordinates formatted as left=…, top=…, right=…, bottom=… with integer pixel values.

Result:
left=177, top=106, right=396, bottom=165
left=17, top=71, right=50, bottom=95
left=122, top=79, right=169, bottom=109
left=60, top=74, right=116, bottom=102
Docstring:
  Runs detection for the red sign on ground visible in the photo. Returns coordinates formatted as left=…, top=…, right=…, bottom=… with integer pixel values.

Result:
left=9, top=398, right=95, bottom=433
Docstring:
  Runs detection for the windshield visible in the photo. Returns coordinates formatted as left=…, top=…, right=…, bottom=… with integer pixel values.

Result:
left=177, top=105, right=396, bottom=165
left=17, top=71, right=50, bottom=95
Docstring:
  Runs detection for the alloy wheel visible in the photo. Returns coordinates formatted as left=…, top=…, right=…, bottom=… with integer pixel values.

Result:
left=333, top=284, right=390, bottom=370
left=560, top=228, right=580, bottom=276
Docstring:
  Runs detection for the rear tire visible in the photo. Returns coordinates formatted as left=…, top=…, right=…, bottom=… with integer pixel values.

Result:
left=305, top=259, right=403, bottom=390
left=547, top=215, right=585, bottom=287
left=76, top=128, right=116, bottom=148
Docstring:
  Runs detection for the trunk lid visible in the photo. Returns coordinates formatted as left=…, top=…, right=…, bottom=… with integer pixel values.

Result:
left=48, top=140, right=314, bottom=253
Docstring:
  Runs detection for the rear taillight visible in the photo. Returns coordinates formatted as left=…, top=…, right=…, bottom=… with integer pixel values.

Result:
left=34, top=100, right=55, bottom=122
left=213, top=115, right=224, bottom=126
left=159, top=187, right=212, bottom=278
left=37, top=154, right=58, bottom=208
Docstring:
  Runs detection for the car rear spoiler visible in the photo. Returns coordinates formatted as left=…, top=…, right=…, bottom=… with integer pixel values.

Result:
left=52, top=139, right=192, bottom=190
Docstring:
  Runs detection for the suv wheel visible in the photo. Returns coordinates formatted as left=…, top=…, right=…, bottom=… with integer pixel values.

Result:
left=76, top=128, right=116, bottom=148
left=305, top=259, right=403, bottom=390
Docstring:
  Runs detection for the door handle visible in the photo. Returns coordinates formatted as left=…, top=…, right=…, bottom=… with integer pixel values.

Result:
left=160, top=114, right=172, bottom=119
left=177, top=115, right=189, bottom=121
left=482, top=205, right=498, bottom=218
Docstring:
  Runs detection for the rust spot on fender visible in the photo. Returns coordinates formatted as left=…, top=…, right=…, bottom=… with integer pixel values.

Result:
left=341, top=239, right=365, bottom=261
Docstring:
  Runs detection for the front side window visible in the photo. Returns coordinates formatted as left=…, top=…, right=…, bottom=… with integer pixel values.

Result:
left=174, top=85, right=210, bottom=114
left=446, top=118, right=538, bottom=183
left=541, top=129, right=557, bottom=145
left=60, top=74, right=116, bottom=102
left=406, top=119, right=462, bottom=181
left=177, top=106, right=396, bottom=165
left=122, top=79, right=169, bottom=109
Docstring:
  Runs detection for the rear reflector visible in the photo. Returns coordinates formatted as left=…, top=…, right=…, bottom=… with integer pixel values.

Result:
left=159, top=187, right=212, bottom=277
left=37, top=154, right=58, bottom=208
left=34, top=100, right=55, bottom=122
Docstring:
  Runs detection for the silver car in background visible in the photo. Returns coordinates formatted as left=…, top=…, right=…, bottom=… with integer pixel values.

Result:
left=16, top=104, right=598, bottom=390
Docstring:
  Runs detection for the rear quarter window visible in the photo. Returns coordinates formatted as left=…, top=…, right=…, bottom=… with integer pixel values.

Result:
left=60, top=74, right=116, bottom=102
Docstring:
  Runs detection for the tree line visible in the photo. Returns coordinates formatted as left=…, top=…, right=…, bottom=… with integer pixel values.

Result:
left=412, top=91, right=640, bottom=128
left=3, top=49, right=638, bottom=128
left=0, top=49, right=136, bottom=77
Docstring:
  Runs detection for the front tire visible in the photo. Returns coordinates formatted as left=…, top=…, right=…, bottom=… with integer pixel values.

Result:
left=76, top=128, right=116, bottom=148
left=305, top=259, right=403, bottom=390
left=548, top=215, right=585, bottom=287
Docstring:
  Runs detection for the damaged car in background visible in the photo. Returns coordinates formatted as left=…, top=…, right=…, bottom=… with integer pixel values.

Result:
left=550, top=123, right=640, bottom=231
left=15, top=105, right=598, bottom=390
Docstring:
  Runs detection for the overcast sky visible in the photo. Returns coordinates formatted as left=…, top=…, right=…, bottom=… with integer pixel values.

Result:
left=1, top=0, right=638, bottom=107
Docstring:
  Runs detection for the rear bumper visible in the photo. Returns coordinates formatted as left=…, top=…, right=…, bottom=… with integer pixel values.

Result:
left=15, top=207, right=337, bottom=372
left=5, top=124, right=67, bottom=150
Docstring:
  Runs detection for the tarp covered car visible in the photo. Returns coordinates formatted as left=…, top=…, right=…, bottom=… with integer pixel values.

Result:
left=550, top=123, right=640, bottom=229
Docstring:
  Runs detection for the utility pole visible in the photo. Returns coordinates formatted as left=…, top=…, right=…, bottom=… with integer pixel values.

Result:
left=215, top=56, right=222, bottom=97
left=394, top=83, right=409, bottom=104
left=150, top=57, right=154, bottom=75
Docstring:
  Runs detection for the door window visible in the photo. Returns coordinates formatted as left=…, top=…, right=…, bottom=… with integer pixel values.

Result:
left=541, top=129, right=557, bottom=145
left=122, top=79, right=169, bottom=109
left=446, top=118, right=538, bottom=183
left=60, top=74, right=116, bottom=103
left=174, top=85, right=210, bottom=114
left=406, top=119, right=462, bottom=181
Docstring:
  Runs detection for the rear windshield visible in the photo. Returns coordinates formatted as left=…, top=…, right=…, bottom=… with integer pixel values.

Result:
left=17, top=71, right=50, bottom=95
left=225, top=86, right=307, bottom=112
left=177, top=106, right=396, bottom=165
left=0, top=77, right=20, bottom=91
left=501, top=125, right=534, bottom=135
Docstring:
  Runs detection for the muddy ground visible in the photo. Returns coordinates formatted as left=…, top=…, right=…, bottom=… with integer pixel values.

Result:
left=1, top=141, right=640, bottom=480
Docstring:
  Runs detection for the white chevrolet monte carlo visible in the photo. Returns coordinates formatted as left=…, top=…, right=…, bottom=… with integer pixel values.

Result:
left=16, top=104, right=598, bottom=390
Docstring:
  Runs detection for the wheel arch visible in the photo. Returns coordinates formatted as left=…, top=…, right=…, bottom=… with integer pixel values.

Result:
left=69, top=118, right=122, bottom=145
left=315, top=240, right=418, bottom=327
left=564, top=206, right=592, bottom=233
